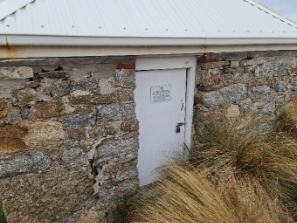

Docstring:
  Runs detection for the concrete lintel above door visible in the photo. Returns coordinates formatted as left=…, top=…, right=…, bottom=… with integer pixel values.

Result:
left=136, top=56, right=197, bottom=71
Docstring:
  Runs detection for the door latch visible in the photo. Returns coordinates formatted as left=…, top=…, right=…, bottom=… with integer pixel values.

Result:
left=181, top=100, right=184, bottom=111
left=176, top=122, right=186, bottom=133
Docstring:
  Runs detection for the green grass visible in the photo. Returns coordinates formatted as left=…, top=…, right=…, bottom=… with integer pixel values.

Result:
left=0, top=200, right=7, bottom=223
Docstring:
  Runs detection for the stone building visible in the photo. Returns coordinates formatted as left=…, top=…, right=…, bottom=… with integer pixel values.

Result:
left=0, top=0, right=297, bottom=222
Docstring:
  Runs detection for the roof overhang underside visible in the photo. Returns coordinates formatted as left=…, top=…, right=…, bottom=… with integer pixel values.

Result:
left=1, top=34, right=297, bottom=59
left=2, top=42, right=297, bottom=59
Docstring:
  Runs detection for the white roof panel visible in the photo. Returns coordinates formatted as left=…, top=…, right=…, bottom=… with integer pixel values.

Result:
left=0, top=0, right=35, bottom=21
left=0, top=0, right=297, bottom=46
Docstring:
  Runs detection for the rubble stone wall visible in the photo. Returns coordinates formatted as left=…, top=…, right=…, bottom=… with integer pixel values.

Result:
left=194, top=51, right=297, bottom=140
left=2, top=50, right=297, bottom=223
left=0, top=56, right=139, bottom=223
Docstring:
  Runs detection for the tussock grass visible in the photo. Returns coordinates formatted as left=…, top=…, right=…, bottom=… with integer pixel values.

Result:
left=277, top=97, right=297, bottom=140
left=193, top=119, right=297, bottom=188
left=131, top=164, right=292, bottom=223
left=126, top=116, right=297, bottom=223
left=133, top=164, right=238, bottom=223
left=189, top=120, right=297, bottom=222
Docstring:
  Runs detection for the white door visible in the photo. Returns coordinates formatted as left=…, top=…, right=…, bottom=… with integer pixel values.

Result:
left=135, top=68, right=187, bottom=186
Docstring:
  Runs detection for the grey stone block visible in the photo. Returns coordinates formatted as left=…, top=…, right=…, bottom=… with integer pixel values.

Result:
left=238, top=98, right=252, bottom=106
left=0, top=79, right=26, bottom=99
left=96, top=103, right=135, bottom=120
left=0, top=152, right=52, bottom=178
left=73, top=78, right=99, bottom=91
left=61, top=148, right=84, bottom=165
left=43, top=81, right=73, bottom=97
left=272, top=81, right=288, bottom=92
left=20, top=106, right=34, bottom=119
left=230, top=61, right=239, bottom=68
left=97, top=138, right=139, bottom=157
left=42, top=77, right=99, bottom=98
left=0, top=163, right=93, bottom=223
left=0, top=67, right=33, bottom=79
left=250, top=101, right=266, bottom=113
left=117, top=179, right=139, bottom=193
left=263, top=102, right=275, bottom=114
left=197, top=68, right=223, bottom=91
left=255, top=62, right=294, bottom=78
left=99, top=187, right=115, bottom=198
left=114, top=69, right=135, bottom=88
left=291, top=76, right=297, bottom=87
left=275, top=95, right=285, bottom=105
left=64, top=113, right=95, bottom=130
left=248, top=86, right=270, bottom=97
left=115, top=171, right=138, bottom=183
left=201, top=84, right=247, bottom=107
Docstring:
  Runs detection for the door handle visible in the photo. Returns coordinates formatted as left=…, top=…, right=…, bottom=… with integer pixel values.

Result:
left=176, top=122, right=186, bottom=133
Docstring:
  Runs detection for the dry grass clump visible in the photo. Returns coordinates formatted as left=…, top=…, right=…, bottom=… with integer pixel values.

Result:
left=190, top=118, right=297, bottom=221
left=129, top=165, right=291, bottom=223
left=133, top=164, right=238, bottom=223
left=126, top=117, right=297, bottom=223
left=193, top=119, right=297, bottom=191
left=130, top=165, right=292, bottom=223
left=276, top=97, right=297, bottom=139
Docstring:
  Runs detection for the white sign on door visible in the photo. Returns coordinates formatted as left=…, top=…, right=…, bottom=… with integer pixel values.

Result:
left=150, top=84, right=172, bottom=104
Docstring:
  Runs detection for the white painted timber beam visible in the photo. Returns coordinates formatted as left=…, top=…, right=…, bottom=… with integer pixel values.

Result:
left=1, top=45, right=297, bottom=59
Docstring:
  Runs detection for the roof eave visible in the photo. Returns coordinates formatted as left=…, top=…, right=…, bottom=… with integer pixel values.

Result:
left=2, top=35, right=297, bottom=47
left=2, top=35, right=297, bottom=59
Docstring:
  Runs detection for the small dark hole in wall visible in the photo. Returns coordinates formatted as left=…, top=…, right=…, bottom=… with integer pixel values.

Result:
left=24, top=105, right=32, bottom=109
left=246, top=54, right=253, bottom=60
left=34, top=73, right=43, bottom=79
left=30, top=84, right=41, bottom=90
left=91, top=167, right=98, bottom=177
left=54, top=66, right=63, bottom=71
left=89, top=159, right=99, bottom=178
left=41, top=69, right=50, bottom=73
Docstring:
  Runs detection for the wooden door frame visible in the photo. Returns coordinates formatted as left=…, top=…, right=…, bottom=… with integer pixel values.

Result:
left=135, top=56, right=196, bottom=149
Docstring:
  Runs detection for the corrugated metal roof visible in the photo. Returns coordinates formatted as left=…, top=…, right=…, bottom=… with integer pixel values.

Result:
left=0, top=0, right=297, bottom=46
left=0, top=0, right=35, bottom=21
